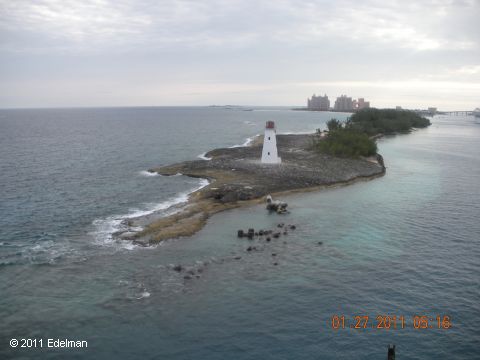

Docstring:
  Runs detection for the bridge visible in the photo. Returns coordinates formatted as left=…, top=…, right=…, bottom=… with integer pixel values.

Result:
left=442, top=111, right=473, bottom=116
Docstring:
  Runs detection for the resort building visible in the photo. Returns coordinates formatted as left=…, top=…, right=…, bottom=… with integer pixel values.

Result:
left=307, top=94, right=330, bottom=110
left=334, top=95, right=354, bottom=112
left=353, top=98, right=370, bottom=110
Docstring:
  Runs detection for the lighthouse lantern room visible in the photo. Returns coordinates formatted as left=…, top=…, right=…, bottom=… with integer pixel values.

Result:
left=261, top=121, right=281, bottom=164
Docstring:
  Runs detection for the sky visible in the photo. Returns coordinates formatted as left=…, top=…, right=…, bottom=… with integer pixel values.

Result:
left=0, top=0, right=479, bottom=110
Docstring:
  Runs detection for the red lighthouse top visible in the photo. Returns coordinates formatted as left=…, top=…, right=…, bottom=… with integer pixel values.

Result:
left=266, top=121, right=275, bottom=129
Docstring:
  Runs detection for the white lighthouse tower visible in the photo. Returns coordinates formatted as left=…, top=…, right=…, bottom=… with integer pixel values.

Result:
left=261, top=121, right=281, bottom=164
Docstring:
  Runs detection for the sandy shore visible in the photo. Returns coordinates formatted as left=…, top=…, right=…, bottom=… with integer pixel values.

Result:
left=115, top=134, right=385, bottom=245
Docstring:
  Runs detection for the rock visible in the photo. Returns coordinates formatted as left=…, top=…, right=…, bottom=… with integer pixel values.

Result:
left=377, top=153, right=386, bottom=169
left=276, top=206, right=288, bottom=214
left=266, top=237, right=271, bottom=242
left=132, top=239, right=149, bottom=247
left=283, top=231, right=288, bottom=235
left=254, top=232, right=258, bottom=236
left=277, top=223, right=284, bottom=228
left=289, top=225, right=296, bottom=230
left=183, top=275, right=192, bottom=280
left=173, top=265, right=183, bottom=272
left=318, top=241, right=323, bottom=245
left=237, top=229, right=244, bottom=238
left=266, top=196, right=288, bottom=213
left=259, top=230, right=264, bottom=236
left=273, top=232, right=280, bottom=238
left=272, top=253, right=277, bottom=257
left=273, top=262, right=278, bottom=266
left=247, top=246, right=253, bottom=252
left=234, top=256, right=242, bottom=260
left=116, top=231, right=137, bottom=240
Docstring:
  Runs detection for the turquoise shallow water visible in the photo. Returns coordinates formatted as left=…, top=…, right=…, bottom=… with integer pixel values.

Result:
left=0, top=108, right=479, bottom=359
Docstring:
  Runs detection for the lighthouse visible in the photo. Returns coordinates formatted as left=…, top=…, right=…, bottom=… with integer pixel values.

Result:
left=261, top=121, right=281, bottom=164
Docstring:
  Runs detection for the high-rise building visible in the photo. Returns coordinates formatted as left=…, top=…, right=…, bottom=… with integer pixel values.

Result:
left=353, top=98, right=370, bottom=110
left=307, top=94, right=330, bottom=110
left=334, top=95, right=354, bottom=111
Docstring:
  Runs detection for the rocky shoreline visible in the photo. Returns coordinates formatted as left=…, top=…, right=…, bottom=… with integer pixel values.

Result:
left=115, top=133, right=385, bottom=245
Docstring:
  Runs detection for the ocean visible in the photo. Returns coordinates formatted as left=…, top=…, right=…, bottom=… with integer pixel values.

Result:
left=0, top=107, right=479, bottom=359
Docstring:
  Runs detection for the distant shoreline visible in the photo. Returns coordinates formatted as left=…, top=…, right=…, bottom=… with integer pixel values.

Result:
left=114, top=133, right=385, bottom=245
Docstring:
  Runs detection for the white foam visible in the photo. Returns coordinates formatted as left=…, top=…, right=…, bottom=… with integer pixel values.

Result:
left=229, top=134, right=259, bottom=148
left=90, top=177, right=210, bottom=250
left=137, top=291, right=151, bottom=299
left=198, top=152, right=212, bottom=160
left=280, top=130, right=315, bottom=135
left=139, top=170, right=159, bottom=177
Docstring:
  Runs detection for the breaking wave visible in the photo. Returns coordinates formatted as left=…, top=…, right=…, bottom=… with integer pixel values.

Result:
left=139, top=170, right=159, bottom=177
left=197, top=152, right=212, bottom=160
left=229, top=134, right=259, bottom=148
left=90, top=178, right=210, bottom=250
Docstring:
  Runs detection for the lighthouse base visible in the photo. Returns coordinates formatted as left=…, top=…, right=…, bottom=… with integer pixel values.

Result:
left=261, top=157, right=282, bottom=164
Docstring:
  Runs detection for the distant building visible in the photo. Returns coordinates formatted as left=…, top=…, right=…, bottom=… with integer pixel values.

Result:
left=353, top=98, right=370, bottom=110
left=334, top=95, right=354, bottom=112
left=396, top=106, right=402, bottom=110
left=307, top=94, right=330, bottom=111
left=428, top=107, right=437, bottom=114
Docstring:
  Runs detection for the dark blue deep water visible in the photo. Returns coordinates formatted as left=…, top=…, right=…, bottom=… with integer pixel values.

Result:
left=0, top=107, right=479, bottom=359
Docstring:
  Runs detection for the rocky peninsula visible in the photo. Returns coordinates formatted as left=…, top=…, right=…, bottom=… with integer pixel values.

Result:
left=116, top=133, right=385, bottom=246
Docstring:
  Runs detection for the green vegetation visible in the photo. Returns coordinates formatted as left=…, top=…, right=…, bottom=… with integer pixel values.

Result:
left=315, top=128, right=377, bottom=157
left=313, top=108, right=431, bottom=158
left=347, top=108, right=431, bottom=136
left=326, top=118, right=342, bottom=131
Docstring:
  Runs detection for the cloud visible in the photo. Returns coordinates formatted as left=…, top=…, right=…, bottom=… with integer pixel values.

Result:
left=1, top=0, right=478, bottom=53
left=0, top=0, right=479, bottom=109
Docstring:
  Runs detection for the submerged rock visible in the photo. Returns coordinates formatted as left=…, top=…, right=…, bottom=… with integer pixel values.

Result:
left=173, top=265, right=183, bottom=272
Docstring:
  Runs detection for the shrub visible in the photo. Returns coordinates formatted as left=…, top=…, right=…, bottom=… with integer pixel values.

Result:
left=314, top=128, right=377, bottom=158
left=346, top=108, right=431, bottom=135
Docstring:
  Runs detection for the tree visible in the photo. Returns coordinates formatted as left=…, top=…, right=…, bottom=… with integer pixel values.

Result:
left=326, top=118, right=342, bottom=132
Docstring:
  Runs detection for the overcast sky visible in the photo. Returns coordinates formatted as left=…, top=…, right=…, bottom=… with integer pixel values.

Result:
left=1, top=0, right=479, bottom=110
